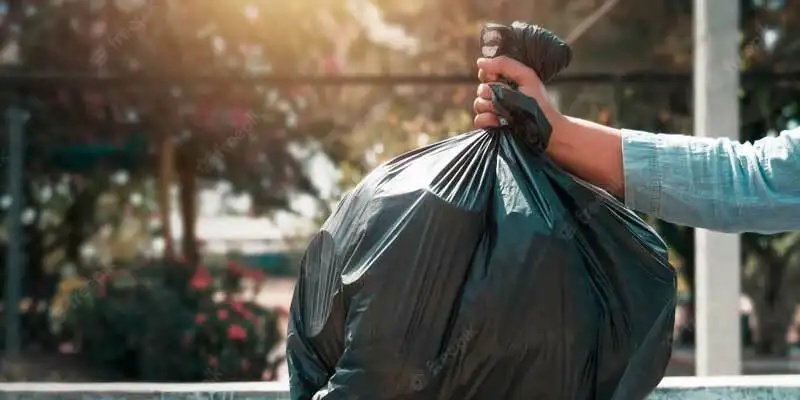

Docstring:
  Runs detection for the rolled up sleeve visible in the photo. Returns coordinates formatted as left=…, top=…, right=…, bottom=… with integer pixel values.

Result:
left=621, top=128, right=800, bottom=233
left=621, top=130, right=665, bottom=216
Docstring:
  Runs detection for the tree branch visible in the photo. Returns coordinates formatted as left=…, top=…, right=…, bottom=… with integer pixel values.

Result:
left=564, top=0, right=623, bottom=44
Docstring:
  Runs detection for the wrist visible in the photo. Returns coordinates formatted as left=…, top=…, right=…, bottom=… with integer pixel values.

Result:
left=546, top=112, right=571, bottom=154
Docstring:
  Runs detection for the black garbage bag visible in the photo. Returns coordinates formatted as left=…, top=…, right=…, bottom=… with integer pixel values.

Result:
left=288, top=21, right=677, bottom=400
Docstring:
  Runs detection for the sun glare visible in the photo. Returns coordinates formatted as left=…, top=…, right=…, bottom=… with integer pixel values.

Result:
left=245, top=5, right=259, bottom=20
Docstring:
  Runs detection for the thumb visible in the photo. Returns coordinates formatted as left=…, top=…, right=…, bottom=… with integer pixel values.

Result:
left=477, top=56, right=540, bottom=86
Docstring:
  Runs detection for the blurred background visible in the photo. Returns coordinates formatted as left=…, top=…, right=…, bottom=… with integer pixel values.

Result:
left=0, top=0, right=797, bottom=383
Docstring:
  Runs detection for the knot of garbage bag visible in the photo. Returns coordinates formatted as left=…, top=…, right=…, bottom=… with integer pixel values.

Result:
left=480, top=21, right=572, bottom=84
left=481, top=21, right=572, bottom=153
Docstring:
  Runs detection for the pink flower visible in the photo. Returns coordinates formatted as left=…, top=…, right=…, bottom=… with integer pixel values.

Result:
left=195, top=313, right=207, bottom=324
left=227, top=324, right=247, bottom=341
left=217, top=309, right=228, bottom=321
left=226, top=261, right=241, bottom=273
left=230, top=301, right=245, bottom=314
left=190, top=267, right=212, bottom=290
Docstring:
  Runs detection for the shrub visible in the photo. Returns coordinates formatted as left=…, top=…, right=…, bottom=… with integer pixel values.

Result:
left=63, top=258, right=282, bottom=381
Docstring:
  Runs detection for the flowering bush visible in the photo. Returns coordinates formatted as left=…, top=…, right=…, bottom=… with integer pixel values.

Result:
left=188, top=298, right=279, bottom=380
left=63, top=258, right=282, bottom=381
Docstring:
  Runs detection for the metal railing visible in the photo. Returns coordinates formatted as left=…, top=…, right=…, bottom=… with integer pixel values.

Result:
left=0, top=70, right=795, bottom=87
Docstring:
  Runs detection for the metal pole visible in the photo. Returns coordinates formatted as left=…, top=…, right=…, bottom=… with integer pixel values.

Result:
left=4, top=105, right=29, bottom=360
left=693, top=0, right=741, bottom=376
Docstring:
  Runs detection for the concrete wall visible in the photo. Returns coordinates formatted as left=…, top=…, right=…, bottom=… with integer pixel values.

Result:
left=0, top=376, right=798, bottom=399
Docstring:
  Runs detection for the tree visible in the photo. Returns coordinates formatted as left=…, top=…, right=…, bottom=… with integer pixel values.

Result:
left=0, top=0, right=388, bottom=268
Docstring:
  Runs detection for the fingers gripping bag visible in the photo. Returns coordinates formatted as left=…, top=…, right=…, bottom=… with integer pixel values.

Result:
left=288, top=21, right=677, bottom=400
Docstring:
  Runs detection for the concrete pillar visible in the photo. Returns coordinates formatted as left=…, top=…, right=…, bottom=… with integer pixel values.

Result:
left=4, top=105, right=29, bottom=359
left=693, top=0, right=741, bottom=376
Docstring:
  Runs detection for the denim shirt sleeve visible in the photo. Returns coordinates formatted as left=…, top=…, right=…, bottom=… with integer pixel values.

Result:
left=621, top=127, right=800, bottom=233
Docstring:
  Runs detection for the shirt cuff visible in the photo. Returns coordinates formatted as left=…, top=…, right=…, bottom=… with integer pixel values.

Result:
left=621, top=129, right=663, bottom=215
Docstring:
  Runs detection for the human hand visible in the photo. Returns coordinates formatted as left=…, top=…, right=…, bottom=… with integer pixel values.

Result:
left=473, top=56, right=565, bottom=131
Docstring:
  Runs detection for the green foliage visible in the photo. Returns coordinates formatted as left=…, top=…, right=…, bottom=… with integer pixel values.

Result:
left=64, top=259, right=281, bottom=381
left=1, top=0, right=365, bottom=210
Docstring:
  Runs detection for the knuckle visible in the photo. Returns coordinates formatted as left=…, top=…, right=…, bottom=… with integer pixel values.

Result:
left=472, top=97, right=482, bottom=111
left=475, top=99, right=491, bottom=113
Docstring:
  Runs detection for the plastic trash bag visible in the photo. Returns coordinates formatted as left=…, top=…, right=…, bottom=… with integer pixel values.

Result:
left=288, top=21, right=677, bottom=400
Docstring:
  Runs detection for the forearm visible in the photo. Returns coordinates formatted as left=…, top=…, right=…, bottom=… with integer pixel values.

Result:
left=547, top=116, right=625, bottom=196
left=547, top=116, right=800, bottom=233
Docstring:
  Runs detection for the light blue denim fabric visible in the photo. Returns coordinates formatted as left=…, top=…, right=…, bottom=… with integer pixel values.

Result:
left=622, top=128, right=800, bottom=233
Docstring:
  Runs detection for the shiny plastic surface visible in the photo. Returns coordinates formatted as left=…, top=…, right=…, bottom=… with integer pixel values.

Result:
left=287, top=91, right=677, bottom=400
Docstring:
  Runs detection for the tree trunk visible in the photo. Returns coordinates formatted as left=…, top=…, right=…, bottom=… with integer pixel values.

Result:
left=157, top=136, right=176, bottom=258
left=744, top=234, right=793, bottom=357
left=753, top=299, right=792, bottom=357
left=63, top=184, right=98, bottom=264
left=176, top=149, right=199, bottom=265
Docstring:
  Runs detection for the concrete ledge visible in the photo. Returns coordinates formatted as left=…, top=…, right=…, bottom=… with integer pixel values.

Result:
left=650, top=376, right=800, bottom=399
left=0, top=376, right=798, bottom=399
